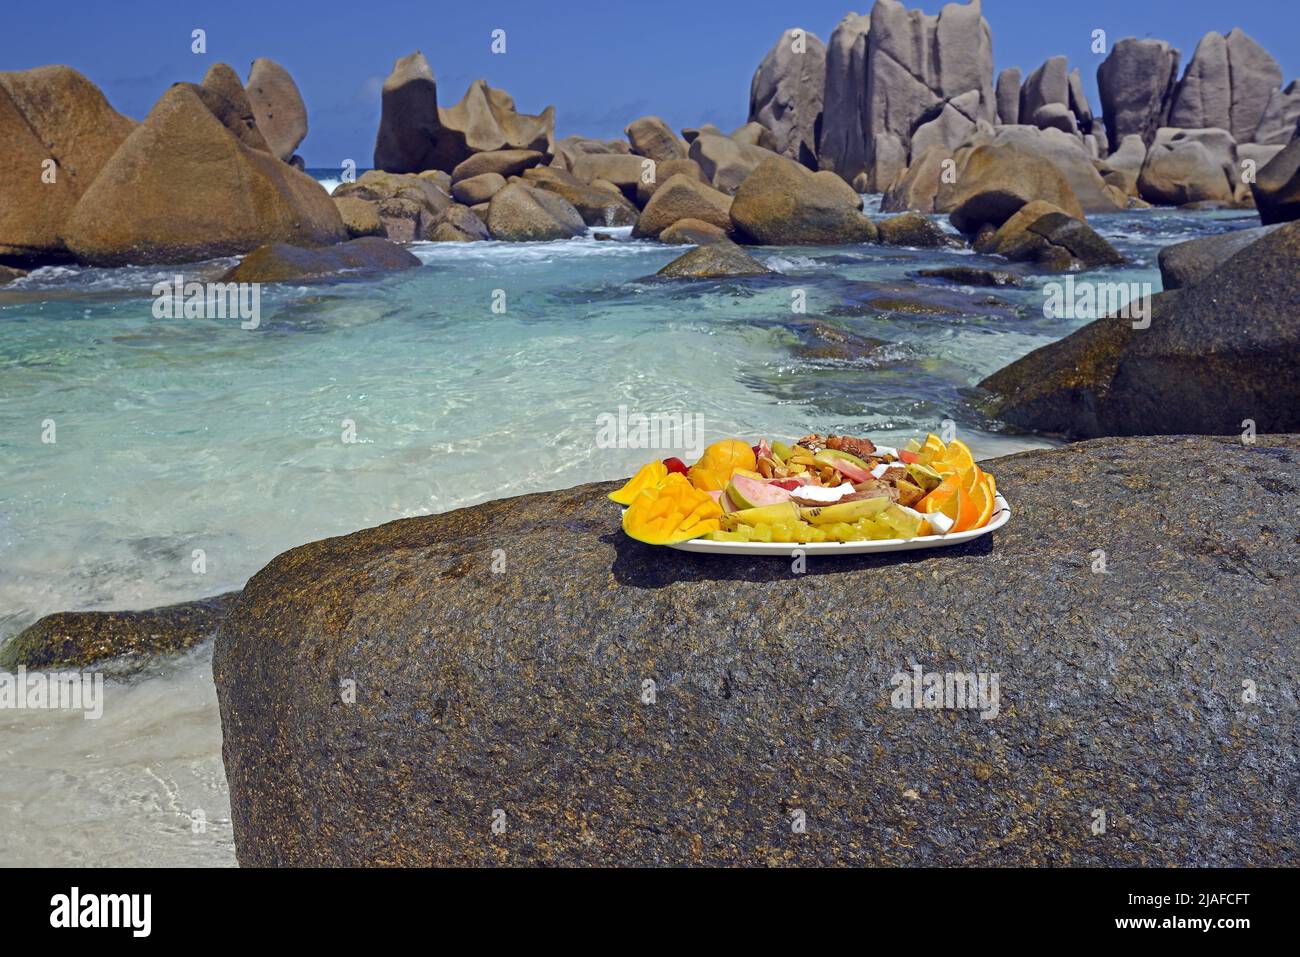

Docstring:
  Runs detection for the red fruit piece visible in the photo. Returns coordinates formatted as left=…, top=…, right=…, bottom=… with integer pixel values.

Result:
left=663, top=457, right=689, bottom=475
left=898, top=450, right=919, bottom=464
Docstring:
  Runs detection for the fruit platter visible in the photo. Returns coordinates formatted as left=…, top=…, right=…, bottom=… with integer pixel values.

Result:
left=609, top=432, right=1009, bottom=556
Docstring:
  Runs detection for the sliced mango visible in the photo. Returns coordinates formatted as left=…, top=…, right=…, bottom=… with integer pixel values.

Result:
left=623, top=473, right=723, bottom=545
left=608, top=460, right=668, bottom=506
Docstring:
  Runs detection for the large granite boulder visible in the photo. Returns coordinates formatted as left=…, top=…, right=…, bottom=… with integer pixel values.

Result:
left=374, top=55, right=554, bottom=175
left=245, top=58, right=308, bottom=162
left=451, top=172, right=506, bottom=206
left=624, top=116, right=686, bottom=163
left=567, top=152, right=646, bottom=196
left=909, top=90, right=980, bottom=157
left=520, top=167, right=638, bottom=227
left=1, top=592, right=238, bottom=670
left=64, top=83, right=345, bottom=265
left=632, top=174, right=732, bottom=239
left=451, top=149, right=544, bottom=183
left=995, top=67, right=1020, bottom=124
left=1019, top=56, right=1068, bottom=126
left=978, top=201, right=1123, bottom=270
left=486, top=182, right=585, bottom=241
left=816, top=12, right=872, bottom=183
left=1157, top=224, right=1281, bottom=289
left=332, top=169, right=451, bottom=241
left=1138, top=134, right=1235, bottom=206
left=425, top=204, right=490, bottom=242
left=213, top=435, right=1300, bottom=866
left=730, top=121, right=779, bottom=152
left=197, top=63, right=272, bottom=154
left=333, top=196, right=382, bottom=238
left=980, top=220, right=1300, bottom=437
left=1254, top=81, right=1300, bottom=146
left=1251, top=139, right=1300, bottom=224
left=435, top=79, right=554, bottom=173
left=1168, top=29, right=1282, bottom=144
left=550, top=135, right=630, bottom=172
left=1097, top=38, right=1181, bottom=149
left=688, top=132, right=776, bottom=194
left=1097, top=134, right=1147, bottom=196
left=858, top=0, right=994, bottom=190
left=219, top=237, right=420, bottom=283
left=875, top=212, right=949, bottom=247
left=880, top=144, right=951, bottom=213
left=635, top=157, right=704, bottom=205
left=748, top=27, right=826, bottom=167
left=0, top=65, right=135, bottom=264
left=658, top=218, right=728, bottom=245
left=945, top=142, right=1085, bottom=234
left=949, top=126, right=1121, bottom=214
left=730, top=156, right=877, bottom=244
left=373, top=52, right=442, bottom=173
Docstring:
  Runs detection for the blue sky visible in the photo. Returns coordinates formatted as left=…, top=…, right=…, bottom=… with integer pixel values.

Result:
left=2, top=0, right=1296, bottom=166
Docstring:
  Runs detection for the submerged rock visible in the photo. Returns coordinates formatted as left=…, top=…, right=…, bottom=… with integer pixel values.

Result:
left=915, top=266, right=1020, bottom=287
left=219, top=237, right=420, bottom=283
left=2, top=592, right=239, bottom=670
left=214, top=436, right=1300, bottom=866
left=980, top=220, right=1300, bottom=437
left=655, top=240, right=770, bottom=278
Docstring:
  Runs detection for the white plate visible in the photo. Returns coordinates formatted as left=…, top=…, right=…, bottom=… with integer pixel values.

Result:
left=661, top=493, right=1011, bottom=556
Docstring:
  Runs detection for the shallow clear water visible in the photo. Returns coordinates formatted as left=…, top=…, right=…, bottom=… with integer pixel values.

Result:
left=0, top=192, right=1263, bottom=865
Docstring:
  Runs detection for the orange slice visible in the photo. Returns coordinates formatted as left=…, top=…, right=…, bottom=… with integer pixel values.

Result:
left=941, top=439, right=975, bottom=473
left=918, top=473, right=961, bottom=514
left=966, top=475, right=995, bottom=530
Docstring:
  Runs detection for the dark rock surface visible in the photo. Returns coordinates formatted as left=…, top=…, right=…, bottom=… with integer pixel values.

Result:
left=219, top=237, right=420, bottom=283
left=1157, top=224, right=1280, bottom=289
left=655, top=241, right=770, bottom=278
left=2, top=592, right=239, bottom=670
left=875, top=212, right=950, bottom=248
left=213, top=435, right=1300, bottom=866
left=915, top=266, right=1020, bottom=287
left=980, top=221, right=1300, bottom=438
left=1252, top=139, right=1300, bottom=225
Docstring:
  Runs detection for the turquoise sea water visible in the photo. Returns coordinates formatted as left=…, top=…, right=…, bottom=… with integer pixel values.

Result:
left=0, top=187, right=1262, bottom=864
